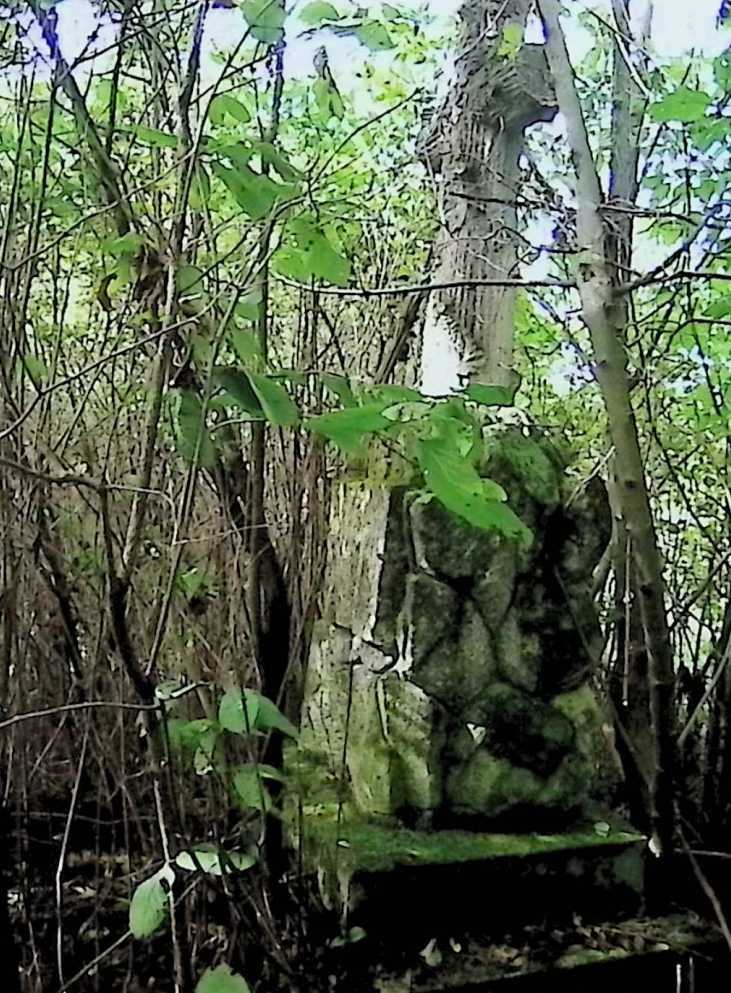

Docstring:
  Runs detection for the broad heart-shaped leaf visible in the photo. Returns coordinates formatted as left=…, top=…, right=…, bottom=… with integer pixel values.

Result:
left=195, top=964, right=251, bottom=993
left=464, top=382, right=517, bottom=407
left=129, top=865, right=174, bottom=938
left=213, top=368, right=265, bottom=417
left=175, top=846, right=256, bottom=875
left=175, top=390, right=218, bottom=469
left=354, top=19, right=394, bottom=50
left=232, top=764, right=274, bottom=812
left=417, top=437, right=531, bottom=545
left=300, top=1, right=339, bottom=25
left=247, top=372, right=300, bottom=427
left=306, top=403, right=392, bottom=452
left=242, top=0, right=285, bottom=44
left=649, top=87, right=712, bottom=123
left=219, top=687, right=260, bottom=734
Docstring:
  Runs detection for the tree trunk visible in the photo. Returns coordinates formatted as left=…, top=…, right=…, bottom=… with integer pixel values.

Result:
left=419, top=0, right=555, bottom=392
left=538, top=0, right=676, bottom=856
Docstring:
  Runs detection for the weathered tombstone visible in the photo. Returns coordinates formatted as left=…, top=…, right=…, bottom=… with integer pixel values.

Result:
left=296, top=427, right=616, bottom=831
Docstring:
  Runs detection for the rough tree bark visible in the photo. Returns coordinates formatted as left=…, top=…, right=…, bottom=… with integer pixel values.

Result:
left=419, top=0, right=555, bottom=391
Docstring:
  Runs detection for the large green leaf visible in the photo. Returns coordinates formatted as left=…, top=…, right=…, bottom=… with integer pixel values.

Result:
left=247, top=372, right=300, bottom=427
left=211, top=160, right=297, bottom=219
left=165, top=718, right=219, bottom=756
left=219, top=688, right=260, bottom=734
left=232, top=764, right=273, bottom=812
left=175, top=390, right=217, bottom=469
left=355, top=20, right=394, bottom=50
left=213, top=368, right=265, bottom=417
left=306, top=403, right=392, bottom=452
left=300, top=1, right=339, bottom=25
left=195, top=965, right=251, bottom=993
left=279, top=218, right=351, bottom=286
left=121, top=124, right=178, bottom=147
left=417, top=437, right=531, bottom=544
left=464, top=382, right=517, bottom=407
left=649, top=87, right=712, bottom=123
left=101, top=232, right=145, bottom=256
left=322, top=374, right=357, bottom=407
left=313, top=77, right=345, bottom=120
left=242, top=0, right=286, bottom=44
left=209, top=93, right=252, bottom=125
left=129, top=866, right=174, bottom=939
left=250, top=690, right=298, bottom=737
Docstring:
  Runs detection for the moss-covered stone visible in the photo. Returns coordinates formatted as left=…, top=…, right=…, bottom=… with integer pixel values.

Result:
left=299, top=425, right=620, bottom=831
left=301, top=811, right=643, bottom=874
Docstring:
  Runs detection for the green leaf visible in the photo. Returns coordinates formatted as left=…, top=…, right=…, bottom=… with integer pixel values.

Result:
left=242, top=0, right=286, bottom=44
left=498, top=23, right=523, bottom=59
left=233, top=764, right=273, bottom=811
left=21, top=354, right=48, bottom=384
left=306, top=403, right=392, bottom=452
left=209, top=93, right=252, bottom=125
left=125, top=124, right=178, bottom=147
left=247, top=372, right=300, bottom=426
left=649, top=87, right=711, bottom=123
left=234, top=290, right=263, bottom=325
left=195, top=964, right=251, bottom=993
left=289, top=219, right=351, bottom=286
left=175, top=846, right=256, bottom=875
left=165, top=718, right=219, bottom=756
left=251, top=692, right=298, bottom=737
left=219, top=688, right=259, bottom=734
left=704, top=296, right=731, bottom=320
left=464, top=382, right=517, bottom=407
left=322, top=374, right=357, bottom=407
left=101, top=232, right=145, bottom=256
left=214, top=368, right=265, bottom=416
left=257, top=142, right=304, bottom=182
left=417, top=437, right=531, bottom=544
left=367, top=384, right=422, bottom=404
left=355, top=20, right=394, bottom=50
left=330, top=924, right=368, bottom=947
left=129, top=866, right=173, bottom=939
left=174, top=390, right=217, bottom=468
left=313, top=76, right=345, bottom=121
left=300, top=1, right=339, bottom=25
left=177, top=265, right=208, bottom=313
left=212, top=160, right=296, bottom=219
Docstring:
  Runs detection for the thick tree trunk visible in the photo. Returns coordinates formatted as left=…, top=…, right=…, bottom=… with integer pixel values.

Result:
left=418, top=0, right=555, bottom=391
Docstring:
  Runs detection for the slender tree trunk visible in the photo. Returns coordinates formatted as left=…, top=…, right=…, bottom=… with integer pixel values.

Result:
left=538, top=0, right=676, bottom=855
